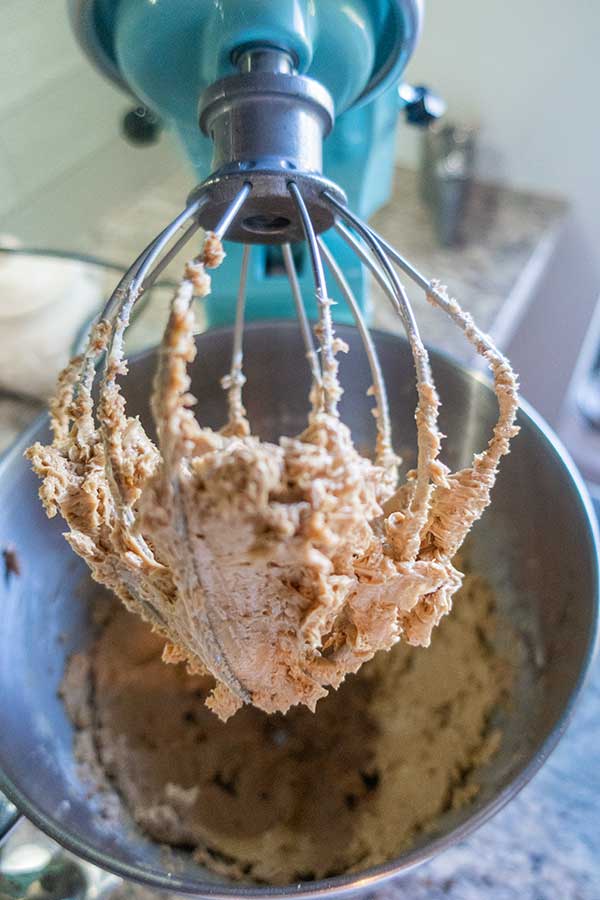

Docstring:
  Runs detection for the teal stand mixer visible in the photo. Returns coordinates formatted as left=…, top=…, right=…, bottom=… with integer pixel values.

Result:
left=69, top=0, right=444, bottom=329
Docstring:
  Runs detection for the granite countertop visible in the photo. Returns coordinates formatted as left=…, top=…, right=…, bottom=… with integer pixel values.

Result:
left=3, top=170, right=599, bottom=899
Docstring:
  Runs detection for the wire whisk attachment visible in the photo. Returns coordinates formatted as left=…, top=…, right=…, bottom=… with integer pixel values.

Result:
left=27, top=175, right=519, bottom=720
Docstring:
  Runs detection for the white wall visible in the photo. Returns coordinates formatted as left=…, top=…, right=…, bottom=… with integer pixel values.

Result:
left=398, top=0, right=600, bottom=424
left=0, top=0, right=182, bottom=253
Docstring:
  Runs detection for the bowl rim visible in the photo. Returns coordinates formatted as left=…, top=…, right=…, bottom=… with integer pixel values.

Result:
left=1, top=323, right=598, bottom=896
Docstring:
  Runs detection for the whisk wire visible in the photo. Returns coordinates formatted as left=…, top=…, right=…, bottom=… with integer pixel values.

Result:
left=317, top=236, right=394, bottom=471
left=223, top=244, right=251, bottom=434
left=364, top=227, right=513, bottom=370
left=282, top=242, right=323, bottom=389
left=333, top=220, right=394, bottom=298
left=232, top=244, right=250, bottom=373
left=127, top=196, right=206, bottom=307
left=140, top=220, right=202, bottom=292
left=371, top=233, right=431, bottom=293
left=99, top=199, right=208, bottom=502
left=325, top=195, right=429, bottom=374
left=289, top=181, right=339, bottom=416
left=213, top=182, right=253, bottom=240
left=103, top=183, right=252, bottom=391
left=76, top=244, right=159, bottom=398
left=90, top=186, right=253, bottom=533
left=325, top=194, right=445, bottom=559
left=288, top=183, right=328, bottom=296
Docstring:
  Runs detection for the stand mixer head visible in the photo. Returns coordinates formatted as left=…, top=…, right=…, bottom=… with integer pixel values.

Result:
left=69, top=0, right=439, bottom=325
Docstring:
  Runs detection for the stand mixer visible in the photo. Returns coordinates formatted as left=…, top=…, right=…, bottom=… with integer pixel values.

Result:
left=0, top=2, right=598, bottom=898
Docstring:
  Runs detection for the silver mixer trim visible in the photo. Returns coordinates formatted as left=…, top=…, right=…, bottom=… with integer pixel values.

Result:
left=234, top=45, right=296, bottom=75
left=189, top=172, right=346, bottom=245
left=199, top=53, right=334, bottom=174
left=195, top=46, right=345, bottom=245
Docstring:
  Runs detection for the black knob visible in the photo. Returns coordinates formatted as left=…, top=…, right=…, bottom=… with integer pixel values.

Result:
left=399, top=84, right=446, bottom=127
left=121, top=106, right=162, bottom=146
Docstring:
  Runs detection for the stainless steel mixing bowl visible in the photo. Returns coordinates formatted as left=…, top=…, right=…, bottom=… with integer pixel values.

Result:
left=0, top=323, right=598, bottom=897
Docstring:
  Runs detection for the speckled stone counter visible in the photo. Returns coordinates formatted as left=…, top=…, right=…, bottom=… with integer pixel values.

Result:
left=370, top=168, right=566, bottom=363
left=3, top=169, right=597, bottom=900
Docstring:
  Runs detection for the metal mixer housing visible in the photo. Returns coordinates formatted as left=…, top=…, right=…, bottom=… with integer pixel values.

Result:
left=68, top=0, right=424, bottom=324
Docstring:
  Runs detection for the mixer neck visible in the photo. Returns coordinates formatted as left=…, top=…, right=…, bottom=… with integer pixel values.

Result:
left=198, top=43, right=334, bottom=178
left=234, top=46, right=296, bottom=76
left=194, top=44, right=346, bottom=244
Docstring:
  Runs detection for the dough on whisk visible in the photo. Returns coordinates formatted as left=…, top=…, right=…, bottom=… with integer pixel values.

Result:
left=27, top=233, right=519, bottom=721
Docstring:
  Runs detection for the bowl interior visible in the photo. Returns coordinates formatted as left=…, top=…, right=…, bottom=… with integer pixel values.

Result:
left=0, top=322, right=597, bottom=896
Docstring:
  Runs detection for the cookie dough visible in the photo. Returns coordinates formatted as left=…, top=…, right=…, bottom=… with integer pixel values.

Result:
left=62, top=565, right=513, bottom=885
left=28, top=234, right=519, bottom=720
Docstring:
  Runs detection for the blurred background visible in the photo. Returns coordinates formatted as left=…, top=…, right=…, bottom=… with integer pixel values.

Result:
left=0, top=0, right=599, bottom=479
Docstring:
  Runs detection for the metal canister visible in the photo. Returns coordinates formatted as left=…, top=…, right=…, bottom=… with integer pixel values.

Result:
left=420, top=122, right=477, bottom=246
